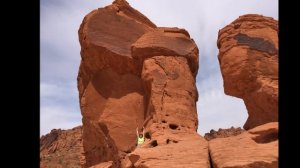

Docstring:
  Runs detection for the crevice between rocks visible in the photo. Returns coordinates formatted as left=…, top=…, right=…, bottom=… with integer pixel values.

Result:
left=208, top=147, right=214, bottom=168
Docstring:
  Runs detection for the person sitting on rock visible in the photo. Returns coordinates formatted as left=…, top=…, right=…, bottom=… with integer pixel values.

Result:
left=136, top=127, right=145, bottom=147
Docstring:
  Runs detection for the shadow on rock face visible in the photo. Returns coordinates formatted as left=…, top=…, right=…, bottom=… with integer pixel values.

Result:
left=234, top=33, right=277, bottom=55
left=149, top=140, right=158, bottom=147
left=251, top=128, right=278, bottom=144
left=128, top=154, right=140, bottom=165
left=169, top=123, right=178, bottom=130
left=144, top=132, right=151, bottom=139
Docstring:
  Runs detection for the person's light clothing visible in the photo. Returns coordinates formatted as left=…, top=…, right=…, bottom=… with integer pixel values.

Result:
left=137, top=137, right=144, bottom=145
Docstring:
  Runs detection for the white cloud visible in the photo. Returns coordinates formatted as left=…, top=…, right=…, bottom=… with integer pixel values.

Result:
left=40, top=105, right=82, bottom=135
left=197, top=92, right=248, bottom=135
left=196, top=84, right=248, bottom=135
left=40, top=0, right=113, bottom=83
left=40, top=82, right=81, bottom=135
left=41, top=0, right=278, bottom=135
left=195, top=69, right=248, bottom=135
left=40, top=82, right=77, bottom=99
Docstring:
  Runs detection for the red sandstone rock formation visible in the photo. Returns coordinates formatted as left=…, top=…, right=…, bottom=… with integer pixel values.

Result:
left=204, top=126, right=245, bottom=141
left=209, top=122, right=278, bottom=168
left=40, top=126, right=83, bottom=168
left=217, top=14, right=278, bottom=130
left=78, top=0, right=207, bottom=167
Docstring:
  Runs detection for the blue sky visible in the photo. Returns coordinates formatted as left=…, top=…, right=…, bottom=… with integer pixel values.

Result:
left=40, top=0, right=278, bottom=135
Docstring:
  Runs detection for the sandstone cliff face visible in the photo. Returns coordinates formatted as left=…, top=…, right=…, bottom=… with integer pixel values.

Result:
left=40, top=126, right=83, bottom=168
left=209, top=122, right=278, bottom=168
left=217, top=14, right=278, bottom=130
left=77, top=0, right=207, bottom=167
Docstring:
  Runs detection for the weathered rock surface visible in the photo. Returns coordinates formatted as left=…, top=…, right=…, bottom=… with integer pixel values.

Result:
left=123, top=132, right=209, bottom=168
left=217, top=14, right=278, bottom=130
left=40, top=126, right=83, bottom=168
left=78, top=0, right=154, bottom=165
left=204, top=126, right=245, bottom=141
left=82, top=119, right=120, bottom=167
left=132, top=28, right=199, bottom=77
left=90, top=161, right=113, bottom=168
left=78, top=0, right=206, bottom=167
left=209, top=122, right=278, bottom=168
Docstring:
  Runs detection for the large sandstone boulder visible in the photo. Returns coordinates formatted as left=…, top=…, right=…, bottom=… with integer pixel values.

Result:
left=78, top=1, right=155, bottom=166
left=78, top=0, right=207, bottom=167
left=217, top=14, right=278, bottom=130
left=209, top=122, right=278, bottom=168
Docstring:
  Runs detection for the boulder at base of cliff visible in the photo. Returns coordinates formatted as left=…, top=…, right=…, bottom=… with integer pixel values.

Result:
left=209, top=122, right=278, bottom=168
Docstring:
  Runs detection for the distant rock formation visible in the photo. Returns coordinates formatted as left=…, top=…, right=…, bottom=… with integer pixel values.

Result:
left=204, top=126, right=245, bottom=141
left=77, top=0, right=208, bottom=167
left=40, top=126, right=83, bottom=168
left=217, top=14, right=278, bottom=130
left=209, top=122, right=278, bottom=168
